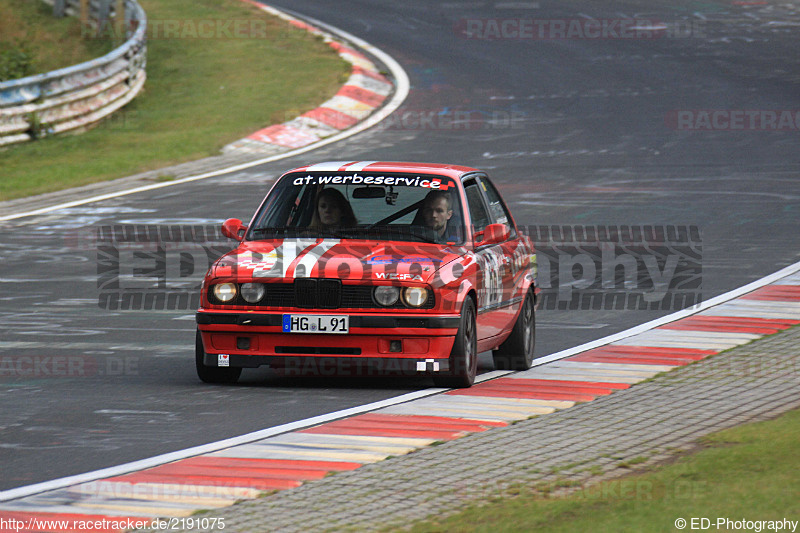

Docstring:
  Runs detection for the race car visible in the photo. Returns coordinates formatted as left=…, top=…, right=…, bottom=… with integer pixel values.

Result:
left=195, top=161, right=537, bottom=388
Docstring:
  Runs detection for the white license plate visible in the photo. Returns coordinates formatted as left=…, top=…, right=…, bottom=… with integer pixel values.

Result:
left=282, top=314, right=349, bottom=334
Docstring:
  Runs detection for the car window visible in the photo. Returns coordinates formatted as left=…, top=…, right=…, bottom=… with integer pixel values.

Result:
left=479, top=176, right=515, bottom=236
left=248, top=172, right=465, bottom=244
left=463, top=178, right=491, bottom=234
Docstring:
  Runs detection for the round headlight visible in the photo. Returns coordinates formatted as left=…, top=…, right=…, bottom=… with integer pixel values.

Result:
left=213, top=283, right=237, bottom=303
left=240, top=283, right=265, bottom=303
left=373, top=286, right=400, bottom=306
left=403, top=287, right=428, bottom=307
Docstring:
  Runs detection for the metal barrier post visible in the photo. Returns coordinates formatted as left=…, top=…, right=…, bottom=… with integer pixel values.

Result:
left=116, top=0, right=126, bottom=39
left=53, top=0, right=66, bottom=18
left=97, top=0, right=111, bottom=37
left=80, top=0, right=89, bottom=27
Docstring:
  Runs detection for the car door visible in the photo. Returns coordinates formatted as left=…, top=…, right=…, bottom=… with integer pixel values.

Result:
left=462, top=175, right=507, bottom=341
left=476, top=175, right=528, bottom=332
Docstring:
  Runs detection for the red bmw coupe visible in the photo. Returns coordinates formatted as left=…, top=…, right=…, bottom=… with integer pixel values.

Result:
left=196, top=162, right=537, bottom=388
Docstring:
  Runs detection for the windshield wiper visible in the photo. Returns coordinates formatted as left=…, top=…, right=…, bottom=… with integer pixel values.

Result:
left=249, top=227, right=288, bottom=238
left=364, top=226, right=440, bottom=244
left=250, top=226, right=439, bottom=244
left=250, top=227, right=349, bottom=239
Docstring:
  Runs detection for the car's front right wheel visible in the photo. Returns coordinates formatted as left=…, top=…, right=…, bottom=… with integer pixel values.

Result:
left=433, top=298, right=477, bottom=388
left=195, top=330, right=241, bottom=384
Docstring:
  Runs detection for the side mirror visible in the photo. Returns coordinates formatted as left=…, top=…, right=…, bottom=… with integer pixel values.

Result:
left=221, top=218, right=247, bottom=241
left=477, top=223, right=510, bottom=246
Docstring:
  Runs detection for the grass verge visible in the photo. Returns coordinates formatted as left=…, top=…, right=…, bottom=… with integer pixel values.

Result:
left=0, top=0, right=113, bottom=80
left=405, top=408, right=800, bottom=532
left=0, top=0, right=350, bottom=201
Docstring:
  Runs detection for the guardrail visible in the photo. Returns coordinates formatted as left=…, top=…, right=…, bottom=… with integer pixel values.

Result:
left=0, top=0, right=147, bottom=147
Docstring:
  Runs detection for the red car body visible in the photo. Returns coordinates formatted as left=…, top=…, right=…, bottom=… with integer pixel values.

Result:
left=195, top=162, right=537, bottom=387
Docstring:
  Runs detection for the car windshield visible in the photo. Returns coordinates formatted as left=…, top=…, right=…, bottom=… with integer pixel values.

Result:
left=247, top=172, right=465, bottom=244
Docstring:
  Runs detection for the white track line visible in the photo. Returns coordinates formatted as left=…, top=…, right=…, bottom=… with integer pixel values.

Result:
left=0, top=6, right=410, bottom=223
left=3, top=260, right=799, bottom=502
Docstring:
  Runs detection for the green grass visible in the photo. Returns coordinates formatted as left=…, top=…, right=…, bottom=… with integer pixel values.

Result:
left=0, top=0, right=350, bottom=201
left=0, top=0, right=113, bottom=79
left=404, top=408, right=800, bottom=533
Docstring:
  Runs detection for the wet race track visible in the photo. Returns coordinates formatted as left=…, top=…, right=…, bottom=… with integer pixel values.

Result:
left=1, top=0, right=799, bottom=490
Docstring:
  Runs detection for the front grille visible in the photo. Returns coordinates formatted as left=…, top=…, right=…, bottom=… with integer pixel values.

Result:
left=209, top=280, right=434, bottom=309
left=294, top=278, right=341, bottom=308
left=317, top=279, right=342, bottom=309
left=295, top=278, right=321, bottom=308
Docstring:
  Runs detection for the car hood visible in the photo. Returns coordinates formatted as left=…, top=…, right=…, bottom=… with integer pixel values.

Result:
left=211, top=239, right=472, bottom=285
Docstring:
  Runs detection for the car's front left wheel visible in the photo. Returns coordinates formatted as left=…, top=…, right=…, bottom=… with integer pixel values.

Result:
left=195, top=330, right=241, bottom=384
left=492, top=287, right=536, bottom=371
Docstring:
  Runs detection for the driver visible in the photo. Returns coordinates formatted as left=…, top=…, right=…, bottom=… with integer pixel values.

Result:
left=421, top=190, right=453, bottom=239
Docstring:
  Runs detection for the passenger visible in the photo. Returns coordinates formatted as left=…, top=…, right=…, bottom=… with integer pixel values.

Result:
left=309, top=188, right=357, bottom=229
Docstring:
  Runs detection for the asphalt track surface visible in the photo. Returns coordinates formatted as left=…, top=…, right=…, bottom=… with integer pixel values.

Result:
left=1, top=0, right=798, bottom=490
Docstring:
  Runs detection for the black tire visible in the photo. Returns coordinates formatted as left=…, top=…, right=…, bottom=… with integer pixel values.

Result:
left=195, top=330, right=241, bottom=384
left=433, top=298, right=478, bottom=388
left=492, top=288, right=536, bottom=371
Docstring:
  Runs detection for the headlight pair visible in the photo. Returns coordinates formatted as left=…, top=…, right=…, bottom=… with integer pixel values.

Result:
left=373, top=286, right=428, bottom=308
left=212, top=282, right=265, bottom=304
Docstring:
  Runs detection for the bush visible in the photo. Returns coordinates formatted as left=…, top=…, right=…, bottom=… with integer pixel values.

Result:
left=0, top=42, right=34, bottom=82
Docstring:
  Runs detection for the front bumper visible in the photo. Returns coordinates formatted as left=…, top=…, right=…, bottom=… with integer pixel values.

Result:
left=196, top=310, right=460, bottom=367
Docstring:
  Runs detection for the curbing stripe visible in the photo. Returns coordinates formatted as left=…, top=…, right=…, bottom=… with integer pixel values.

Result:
left=568, top=354, right=688, bottom=366
left=698, top=308, right=800, bottom=319
left=740, top=285, right=800, bottom=299
left=262, top=438, right=418, bottom=455
left=380, top=398, right=564, bottom=413
left=466, top=378, right=618, bottom=396
left=301, top=106, right=360, bottom=129
left=348, top=73, right=393, bottom=95
left=609, top=339, right=750, bottom=351
left=508, top=378, right=630, bottom=390
left=104, top=473, right=301, bottom=492
left=247, top=124, right=320, bottom=148
left=620, top=329, right=761, bottom=342
left=336, top=85, right=387, bottom=107
left=506, top=371, right=646, bottom=384
left=222, top=1, right=393, bottom=155
left=659, top=323, right=785, bottom=335
left=218, top=444, right=389, bottom=462
left=134, top=463, right=330, bottom=482
left=47, top=501, right=202, bottom=518
left=353, top=413, right=507, bottom=428
left=447, top=388, right=597, bottom=402
left=319, top=94, right=376, bottom=117
left=68, top=481, right=261, bottom=500
left=264, top=433, right=433, bottom=448
left=401, top=395, right=575, bottom=409
left=377, top=404, right=545, bottom=420
left=174, top=456, right=361, bottom=472
left=298, top=425, right=467, bottom=441
left=575, top=349, right=708, bottom=362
